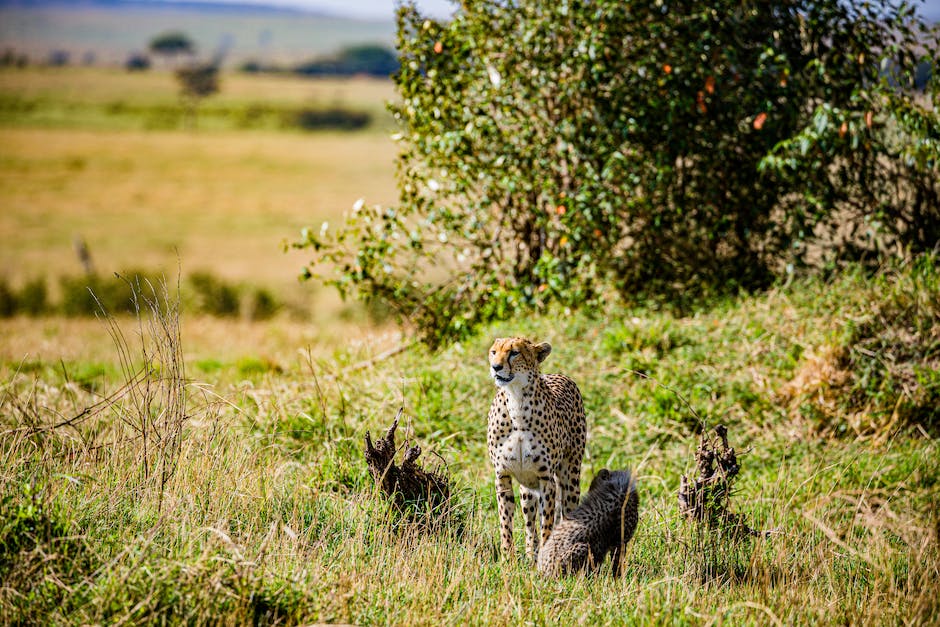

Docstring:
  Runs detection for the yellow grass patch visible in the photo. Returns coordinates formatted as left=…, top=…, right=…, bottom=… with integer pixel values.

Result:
left=0, top=314, right=404, bottom=370
left=0, top=126, right=398, bottom=287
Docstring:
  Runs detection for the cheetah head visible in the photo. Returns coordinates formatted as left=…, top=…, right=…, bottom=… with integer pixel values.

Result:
left=488, top=337, right=552, bottom=388
left=588, top=468, right=633, bottom=494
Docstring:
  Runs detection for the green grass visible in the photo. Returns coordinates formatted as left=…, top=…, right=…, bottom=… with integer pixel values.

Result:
left=0, top=66, right=396, bottom=132
left=2, top=259, right=938, bottom=624
left=1, top=60, right=937, bottom=626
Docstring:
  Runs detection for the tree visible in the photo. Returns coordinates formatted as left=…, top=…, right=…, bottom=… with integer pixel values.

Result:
left=296, top=0, right=940, bottom=347
left=149, top=31, right=195, bottom=65
left=125, top=52, right=151, bottom=72
left=175, top=62, right=219, bottom=128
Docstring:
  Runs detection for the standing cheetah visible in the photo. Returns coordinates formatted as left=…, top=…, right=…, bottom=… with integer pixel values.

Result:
left=537, top=468, right=639, bottom=577
left=486, top=337, right=586, bottom=560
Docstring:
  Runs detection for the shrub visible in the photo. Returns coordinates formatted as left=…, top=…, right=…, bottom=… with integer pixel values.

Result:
left=187, top=271, right=240, bottom=317
left=0, top=48, right=29, bottom=68
left=244, top=287, right=279, bottom=320
left=4, top=271, right=280, bottom=320
left=289, top=106, right=371, bottom=131
left=0, top=279, right=14, bottom=317
left=295, top=0, right=940, bottom=347
left=176, top=63, right=219, bottom=100
left=294, top=44, right=398, bottom=77
left=125, top=52, right=151, bottom=72
left=17, top=278, right=48, bottom=315
left=238, top=59, right=264, bottom=73
left=59, top=271, right=160, bottom=316
left=60, top=274, right=131, bottom=316
left=176, top=62, right=220, bottom=128
left=46, top=50, right=69, bottom=67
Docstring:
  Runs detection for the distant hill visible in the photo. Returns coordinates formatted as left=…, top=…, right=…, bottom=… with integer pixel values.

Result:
left=0, top=0, right=395, bottom=67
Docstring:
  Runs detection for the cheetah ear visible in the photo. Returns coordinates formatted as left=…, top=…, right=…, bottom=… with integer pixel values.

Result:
left=534, top=342, right=552, bottom=363
left=597, top=468, right=610, bottom=480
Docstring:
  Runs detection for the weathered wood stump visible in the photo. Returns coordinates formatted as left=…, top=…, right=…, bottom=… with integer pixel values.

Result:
left=678, top=424, right=770, bottom=538
left=363, top=409, right=450, bottom=512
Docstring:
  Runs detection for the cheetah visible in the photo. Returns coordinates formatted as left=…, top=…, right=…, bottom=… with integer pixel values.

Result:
left=537, top=468, right=639, bottom=577
left=486, top=337, right=586, bottom=560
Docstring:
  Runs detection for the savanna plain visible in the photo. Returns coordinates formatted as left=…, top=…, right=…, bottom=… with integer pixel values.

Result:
left=1, top=66, right=939, bottom=625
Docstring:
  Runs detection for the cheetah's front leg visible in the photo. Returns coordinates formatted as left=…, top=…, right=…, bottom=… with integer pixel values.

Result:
left=495, top=473, right=515, bottom=555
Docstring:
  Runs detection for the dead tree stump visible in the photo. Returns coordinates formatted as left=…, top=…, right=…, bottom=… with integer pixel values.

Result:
left=363, top=409, right=450, bottom=513
left=678, top=424, right=770, bottom=538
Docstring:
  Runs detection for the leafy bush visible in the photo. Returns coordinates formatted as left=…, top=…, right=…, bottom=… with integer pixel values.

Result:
left=46, top=50, right=69, bottom=67
left=296, top=0, right=940, bottom=347
left=0, top=48, right=29, bottom=68
left=186, top=272, right=282, bottom=319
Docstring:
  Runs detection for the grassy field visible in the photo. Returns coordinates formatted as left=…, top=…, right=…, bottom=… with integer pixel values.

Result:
left=1, top=66, right=939, bottom=624
left=2, top=261, right=938, bottom=624
left=0, top=67, right=397, bottom=131
left=0, top=125, right=396, bottom=283
left=0, top=67, right=398, bottom=359
left=0, top=67, right=401, bottom=376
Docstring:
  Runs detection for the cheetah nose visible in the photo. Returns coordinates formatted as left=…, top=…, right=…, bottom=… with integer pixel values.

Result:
left=492, top=364, right=503, bottom=372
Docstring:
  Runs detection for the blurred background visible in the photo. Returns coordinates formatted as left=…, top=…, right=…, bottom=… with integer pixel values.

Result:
left=1, top=0, right=938, bottom=364
left=0, top=0, right=455, bottom=362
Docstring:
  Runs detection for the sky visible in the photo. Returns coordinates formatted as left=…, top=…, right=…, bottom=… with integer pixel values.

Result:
left=210, top=0, right=940, bottom=21
left=171, top=0, right=940, bottom=22
left=231, top=0, right=456, bottom=20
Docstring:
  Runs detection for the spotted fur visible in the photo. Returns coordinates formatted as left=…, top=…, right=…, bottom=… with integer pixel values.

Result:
left=537, top=468, right=639, bottom=577
left=486, top=337, right=587, bottom=560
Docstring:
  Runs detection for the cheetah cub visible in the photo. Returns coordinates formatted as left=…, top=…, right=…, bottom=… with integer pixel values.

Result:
left=537, top=468, right=639, bottom=577
left=487, top=337, right=586, bottom=560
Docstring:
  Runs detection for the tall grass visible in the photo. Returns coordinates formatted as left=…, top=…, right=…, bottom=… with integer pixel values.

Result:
left=1, top=260, right=939, bottom=623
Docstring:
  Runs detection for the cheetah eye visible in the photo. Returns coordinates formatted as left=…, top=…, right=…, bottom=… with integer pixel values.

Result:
left=508, top=350, right=519, bottom=358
